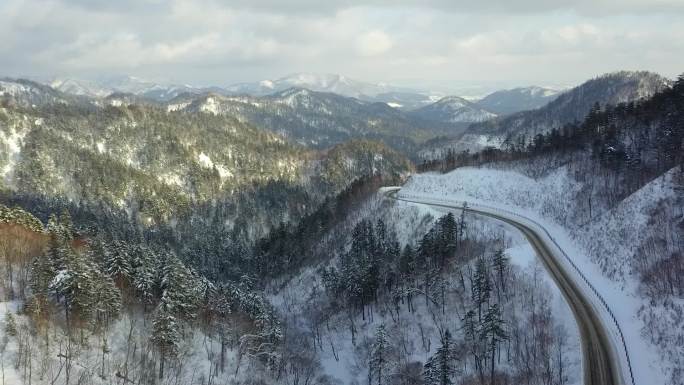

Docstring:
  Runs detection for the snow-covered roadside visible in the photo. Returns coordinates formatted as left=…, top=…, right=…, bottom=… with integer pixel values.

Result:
left=397, top=167, right=676, bottom=385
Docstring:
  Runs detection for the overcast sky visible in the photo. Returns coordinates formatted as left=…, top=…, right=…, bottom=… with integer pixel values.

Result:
left=1, top=0, right=682, bottom=91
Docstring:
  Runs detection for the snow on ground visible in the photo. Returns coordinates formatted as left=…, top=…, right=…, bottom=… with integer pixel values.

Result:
left=200, top=97, right=220, bottom=115
left=0, top=301, right=23, bottom=385
left=198, top=152, right=214, bottom=168
left=0, top=127, right=27, bottom=185
left=269, top=193, right=581, bottom=385
left=400, top=166, right=679, bottom=385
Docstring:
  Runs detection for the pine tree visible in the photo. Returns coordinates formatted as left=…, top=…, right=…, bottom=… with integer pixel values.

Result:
left=91, top=268, right=122, bottom=328
left=492, top=249, right=509, bottom=298
left=103, top=240, right=132, bottom=289
left=399, top=244, right=416, bottom=278
left=130, top=245, right=156, bottom=307
left=370, top=324, right=390, bottom=385
left=423, top=330, right=458, bottom=385
left=472, top=258, right=491, bottom=321
left=151, top=302, right=181, bottom=379
left=481, top=304, right=508, bottom=385
left=4, top=311, right=17, bottom=337
left=436, top=213, right=458, bottom=266
left=159, top=254, right=199, bottom=320
left=50, top=244, right=97, bottom=327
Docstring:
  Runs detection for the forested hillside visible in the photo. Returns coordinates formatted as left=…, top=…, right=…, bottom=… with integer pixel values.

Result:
left=171, top=88, right=454, bottom=155
left=0, top=70, right=680, bottom=385
left=410, top=73, right=684, bottom=384
left=419, top=71, right=671, bottom=158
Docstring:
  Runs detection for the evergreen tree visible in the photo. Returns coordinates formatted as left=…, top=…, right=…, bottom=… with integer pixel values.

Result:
left=130, top=245, right=156, bottom=307
left=91, top=268, right=122, bottom=328
left=50, top=245, right=96, bottom=326
left=28, top=250, right=56, bottom=324
left=159, top=253, right=199, bottom=320
left=481, top=304, right=508, bottom=385
left=436, top=213, right=458, bottom=266
left=103, top=240, right=132, bottom=288
left=423, top=330, right=458, bottom=385
left=472, top=258, right=491, bottom=321
left=151, top=303, right=181, bottom=379
left=492, top=249, right=509, bottom=289
left=399, top=244, right=416, bottom=278
left=370, top=324, right=390, bottom=385
left=4, top=311, right=17, bottom=338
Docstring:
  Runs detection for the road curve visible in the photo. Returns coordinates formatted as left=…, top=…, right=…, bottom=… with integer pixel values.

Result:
left=384, top=189, right=624, bottom=385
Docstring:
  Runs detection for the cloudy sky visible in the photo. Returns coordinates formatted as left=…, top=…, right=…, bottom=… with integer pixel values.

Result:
left=1, top=0, right=682, bottom=91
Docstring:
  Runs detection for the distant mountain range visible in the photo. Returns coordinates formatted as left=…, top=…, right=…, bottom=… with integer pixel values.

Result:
left=50, top=75, right=224, bottom=102
left=408, top=95, right=497, bottom=124
left=163, top=87, right=455, bottom=154
left=475, top=86, right=562, bottom=115
left=48, top=73, right=442, bottom=110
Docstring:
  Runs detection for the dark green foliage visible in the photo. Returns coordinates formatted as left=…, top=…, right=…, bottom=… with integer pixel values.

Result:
left=322, top=218, right=400, bottom=310
left=254, top=174, right=391, bottom=279
left=423, top=330, right=459, bottom=385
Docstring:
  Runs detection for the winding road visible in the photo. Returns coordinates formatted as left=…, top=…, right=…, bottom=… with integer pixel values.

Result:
left=384, top=188, right=625, bottom=385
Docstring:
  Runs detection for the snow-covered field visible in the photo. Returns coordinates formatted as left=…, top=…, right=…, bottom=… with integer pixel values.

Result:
left=400, top=166, right=682, bottom=384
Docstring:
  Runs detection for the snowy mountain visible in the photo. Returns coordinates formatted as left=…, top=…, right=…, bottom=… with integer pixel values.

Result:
left=50, top=75, right=224, bottom=102
left=362, top=91, right=441, bottom=110
left=468, top=71, right=670, bottom=139
left=225, top=73, right=412, bottom=98
left=170, top=87, right=451, bottom=154
left=225, top=73, right=440, bottom=110
left=49, top=78, right=112, bottom=98
left=416, top=71, right=671, bottom=159
left=408, top=95, right=497, bottom=124
left=1, top=78, right=88, bottom=108
left=475, top=86, right=562, bottom=115
left=49, top=73, right=441, bottom=109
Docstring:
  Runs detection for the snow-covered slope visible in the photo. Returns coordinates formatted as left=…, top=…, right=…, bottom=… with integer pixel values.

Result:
left=225, top=73, right=441, bottom=110
left=170, top=88, right=446, bottom=152
left=400, top=165, right=683, bottom=385
left=51, top=76, right=222, bottom=101
left=475, top=86, right=562, bottom=115
left=468, top=71, right=670, bottom=139
left=226, top=73, right=411, bottom=98
left=408, top=95, right=497, bottom=123
left=267, top=194, right=580, bottom=385
left=1, top=79, right=80, bottom=107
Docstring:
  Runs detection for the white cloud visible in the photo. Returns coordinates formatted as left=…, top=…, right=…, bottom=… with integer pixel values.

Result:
left=0, top=0, right=682, bottom=87
left=356, top=30, right=393, bottom=56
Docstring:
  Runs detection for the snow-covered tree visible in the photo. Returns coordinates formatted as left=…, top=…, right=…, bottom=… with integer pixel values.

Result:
left=423, top=330, right=459, bottom=385
left=481, top=304, right=508, bottom=385
left=159, top=253, right=199, bottom=320
left=4, top=311, right=17, bottom=338
left=151, top=303, right=181, bottom=379
left=370, top=324, right=390, bottom=385
left=103, top=240, right=132, bottom=288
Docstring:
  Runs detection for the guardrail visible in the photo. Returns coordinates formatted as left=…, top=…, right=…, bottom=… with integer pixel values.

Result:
left=392, top=191, right=635, bottom=385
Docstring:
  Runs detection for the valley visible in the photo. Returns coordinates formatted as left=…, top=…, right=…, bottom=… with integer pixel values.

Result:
left=0, top=65, right=682, bottom=385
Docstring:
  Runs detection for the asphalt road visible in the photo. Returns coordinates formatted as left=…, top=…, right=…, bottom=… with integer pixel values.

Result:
left=386, top=190, right=623, bottom=385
